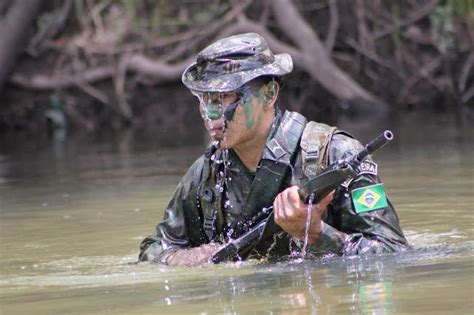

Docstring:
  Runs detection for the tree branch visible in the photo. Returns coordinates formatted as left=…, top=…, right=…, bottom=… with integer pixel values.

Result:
left=373, top=0, right=439, bottom=39
left=271, top=0, right=319, bottom=51
left=398, top=56, right=442, bottom=103
left=10, top=54, right=193, bottom=90
left=215, top=15, right=303, bottom=62
left=272, top=0, right=384, bottom=107
left=325, top=0, right=339, bottom=54
left=10, top=65, right=115, bottom=89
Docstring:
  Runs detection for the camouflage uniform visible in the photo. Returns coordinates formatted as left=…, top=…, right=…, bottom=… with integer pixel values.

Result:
left=139, top=33, right=408, bottom=263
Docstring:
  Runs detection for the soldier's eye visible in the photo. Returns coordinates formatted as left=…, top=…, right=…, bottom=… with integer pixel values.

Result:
left=222, top=92, right=238, bottom=104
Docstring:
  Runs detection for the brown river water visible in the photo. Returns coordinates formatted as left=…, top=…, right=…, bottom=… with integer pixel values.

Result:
left=0, top=111, right=473, bottom=314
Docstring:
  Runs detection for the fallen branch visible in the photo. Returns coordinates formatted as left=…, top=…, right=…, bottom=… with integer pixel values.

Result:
left=10, top=53, right=193, bottom=91
left=77, top=81, right=110, bottom=105
left=10, top=65, right=115, bottom=89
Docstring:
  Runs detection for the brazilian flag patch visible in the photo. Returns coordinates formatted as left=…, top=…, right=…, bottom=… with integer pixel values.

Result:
left=351, top=183, right=388, bottom=213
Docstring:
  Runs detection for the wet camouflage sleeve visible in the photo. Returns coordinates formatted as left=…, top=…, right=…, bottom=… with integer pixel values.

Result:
left=309, top=134, right=409, bottom=255
left=139, top=156, right=208, bottom=263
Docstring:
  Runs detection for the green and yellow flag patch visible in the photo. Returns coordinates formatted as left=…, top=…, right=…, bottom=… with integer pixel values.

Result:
left=351, top=183, right=388, bottom=213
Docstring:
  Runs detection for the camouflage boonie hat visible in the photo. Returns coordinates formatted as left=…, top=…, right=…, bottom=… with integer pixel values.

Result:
left=182, top=33, right=293, bottom=92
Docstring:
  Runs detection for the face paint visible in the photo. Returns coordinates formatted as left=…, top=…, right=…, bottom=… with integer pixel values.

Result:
left=243, top=96, right=254, bottom=129
left=205, top=102, right=222, bottom=120
left=243, top=85, right=267, bottom=129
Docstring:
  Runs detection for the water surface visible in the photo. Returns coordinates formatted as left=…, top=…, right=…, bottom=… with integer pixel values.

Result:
left=1, top=112, right=472, bottom=314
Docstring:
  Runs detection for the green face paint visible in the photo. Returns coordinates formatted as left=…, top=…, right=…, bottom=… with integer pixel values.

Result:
left=206, top=103, right=222, bottom=120
left=243, top=87, right=265, bottom=129
left=243, top=96, right=254, bottom=129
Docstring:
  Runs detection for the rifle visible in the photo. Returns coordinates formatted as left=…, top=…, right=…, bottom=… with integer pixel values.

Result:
left=210, top=130, right=394, bottom=264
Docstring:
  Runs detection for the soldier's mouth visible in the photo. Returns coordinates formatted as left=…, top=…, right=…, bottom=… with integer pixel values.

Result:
left=210, top=128, right=225, bottom=139
left=207, top=119, right=225, bottom=131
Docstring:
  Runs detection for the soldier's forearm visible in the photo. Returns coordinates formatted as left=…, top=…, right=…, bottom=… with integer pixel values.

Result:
left=165, top=243, right=221, bottom=266
left=309, top=222, right=408, bottom=256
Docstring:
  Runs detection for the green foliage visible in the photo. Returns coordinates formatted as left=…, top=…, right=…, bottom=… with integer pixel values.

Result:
left=74, top=0, right=85, bottom=20
left=191, top=2, right=229, bottom=23
left=123, top=0, right=136, bottom=21
left=430, top=2, right=456, bottom=52
left=150, top=0, right=167, bottom=33
left=447, top=0, right=474, bottom=21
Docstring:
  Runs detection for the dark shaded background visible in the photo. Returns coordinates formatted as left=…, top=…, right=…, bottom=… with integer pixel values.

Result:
left=0, top=0, right=472, bottom=141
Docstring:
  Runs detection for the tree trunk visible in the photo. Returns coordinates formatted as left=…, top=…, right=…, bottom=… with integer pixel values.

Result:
left=0, top=0, right=43, bottom=94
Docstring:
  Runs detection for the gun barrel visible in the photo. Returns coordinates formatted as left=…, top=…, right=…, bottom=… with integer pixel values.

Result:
left=356, top=130, right=393, bottom=162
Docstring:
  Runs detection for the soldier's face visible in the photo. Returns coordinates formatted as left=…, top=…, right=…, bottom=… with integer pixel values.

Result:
left=193, top=84, right=271, bottom=150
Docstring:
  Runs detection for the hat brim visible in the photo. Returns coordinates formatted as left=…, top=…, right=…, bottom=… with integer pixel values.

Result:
left=182, top=53, right=293, bottom=93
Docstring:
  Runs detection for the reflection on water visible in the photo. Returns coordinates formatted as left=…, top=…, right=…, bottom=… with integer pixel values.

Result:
left=0, top=112, right=473, bottom=314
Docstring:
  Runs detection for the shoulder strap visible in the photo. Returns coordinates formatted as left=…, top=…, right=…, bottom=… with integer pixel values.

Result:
left=300, top=122, right=338, bottom=177
left=197, top=143, right=223, bottom=241
left=199, top=112, right=309, bottom=241
left=232, top=111, right=307, bottom=237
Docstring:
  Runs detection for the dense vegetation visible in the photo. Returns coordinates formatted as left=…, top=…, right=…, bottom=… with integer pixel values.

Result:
left=0, top=0, right=472, bottom=133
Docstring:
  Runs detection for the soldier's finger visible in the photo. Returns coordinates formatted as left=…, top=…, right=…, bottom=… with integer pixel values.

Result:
left=273, top=194, right=280, bottom=222
left=281, top=191, right=298, bottom=220
left=319, top=189, right=335, bottom=208
left=274, top=193, right=286, bottom=223
left=287, top=186, right=301, bottom=205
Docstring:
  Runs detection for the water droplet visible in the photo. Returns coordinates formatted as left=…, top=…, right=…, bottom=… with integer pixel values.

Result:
left=300, top=193, right=315, bottom=258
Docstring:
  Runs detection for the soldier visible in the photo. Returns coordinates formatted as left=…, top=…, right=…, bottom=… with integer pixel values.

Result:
left=139, top=33, right=408, bottom=266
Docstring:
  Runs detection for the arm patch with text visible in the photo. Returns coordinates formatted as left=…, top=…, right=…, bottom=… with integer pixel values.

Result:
left=358, top=161, right=378, bottom=176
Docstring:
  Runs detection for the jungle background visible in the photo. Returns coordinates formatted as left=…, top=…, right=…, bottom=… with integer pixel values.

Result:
left=0, top=0, right=473, bottom=141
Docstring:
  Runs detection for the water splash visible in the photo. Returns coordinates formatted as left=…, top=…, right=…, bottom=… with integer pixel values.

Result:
left=214, top=148, right=231, bottom=195
left=301, top=193, right=315, bottom=258
left=213, top=147, right=238, bottom=242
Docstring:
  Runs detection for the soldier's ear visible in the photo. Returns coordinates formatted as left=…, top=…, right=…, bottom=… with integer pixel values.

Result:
left=264, top=81, right=279, bottom=102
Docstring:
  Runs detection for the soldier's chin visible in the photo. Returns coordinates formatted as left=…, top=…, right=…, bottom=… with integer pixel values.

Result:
left=216, top=138, right=231, bottom=149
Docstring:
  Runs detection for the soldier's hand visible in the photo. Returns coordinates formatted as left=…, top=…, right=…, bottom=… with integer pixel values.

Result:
left=166, top=243, right=221, bottom=266
left=273, top=186, right=334, bottom=245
